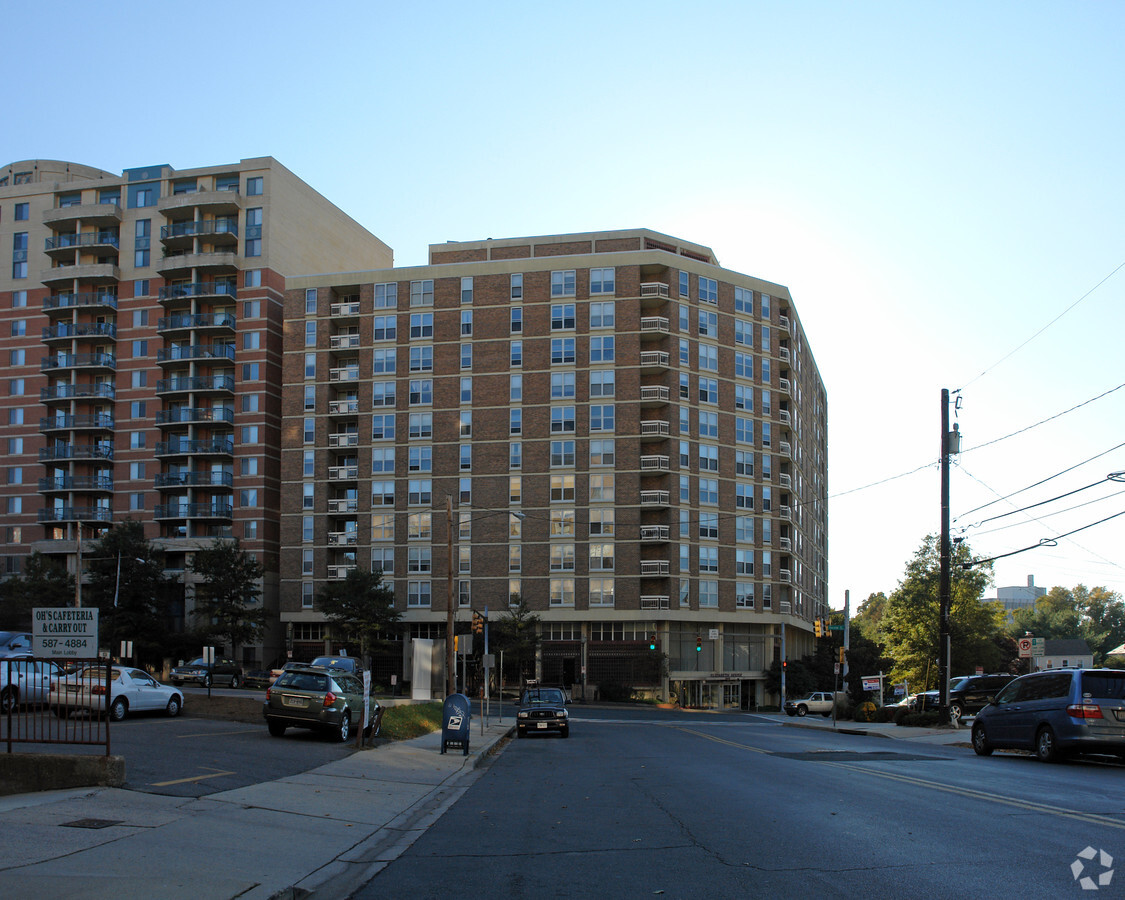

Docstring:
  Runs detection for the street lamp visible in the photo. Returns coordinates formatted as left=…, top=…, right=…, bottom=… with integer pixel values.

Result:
left=444, top=498, right=524, bottom=697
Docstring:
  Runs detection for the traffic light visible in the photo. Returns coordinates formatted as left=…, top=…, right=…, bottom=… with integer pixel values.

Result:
left=471, top=611, right=485, bottom=635
left=453, top=635, right=459, bottom=652
left=782, top=659, right=788, bottom=670
left=814, top=618, right=823, bottom=638
left=649, top=633, right=657, bottom=651
left=838, top=647, right=846, bottom=665
left=696, top=636, right=702, bottom=653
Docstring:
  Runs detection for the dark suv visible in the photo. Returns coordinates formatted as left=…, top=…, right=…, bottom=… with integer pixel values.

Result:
left=972, top=668, right=1125, bottom=762
left=947, top=673, right=1015, bottom=720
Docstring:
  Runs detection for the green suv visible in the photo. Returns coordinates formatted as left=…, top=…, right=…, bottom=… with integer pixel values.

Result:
left=263, top=666, right=377, bottom=742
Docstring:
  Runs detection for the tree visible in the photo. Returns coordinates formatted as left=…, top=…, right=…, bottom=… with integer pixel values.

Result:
left=880, top=535, right=1003, bottom=687
left=851, top=592, right=888, bottom=644
left=490, top=594, right=541, bottom=686
left=190, top=539, right=267, bottom=659
left=315, top=567, right=401, bottom=661
left=1009, top=585, right=1125, bottom=666
left=84, top=521, right=176, bottom=668
left=0, top=553, right=74, bottom=629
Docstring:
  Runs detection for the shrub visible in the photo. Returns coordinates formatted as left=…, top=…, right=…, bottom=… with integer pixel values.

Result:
left=897, top=709, right=945, bottom=728
left=597, top=681, right=635, bottom=703
left=854, top=701, right=877, bottom=723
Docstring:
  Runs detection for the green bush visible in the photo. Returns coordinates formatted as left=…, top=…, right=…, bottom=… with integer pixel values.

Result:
left=854, top=701, right=877, bottom=722
left=897, top=709, right=945, bottom=728
left=597, top=681, right=635, bottom=703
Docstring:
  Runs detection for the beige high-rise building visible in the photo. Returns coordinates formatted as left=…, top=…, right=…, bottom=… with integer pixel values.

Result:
left=0, top=158, right=391, bottom=665
left=283, top=229, right=828, bottom=708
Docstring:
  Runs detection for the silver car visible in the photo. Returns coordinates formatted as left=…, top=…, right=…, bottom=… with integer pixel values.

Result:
left=972, top=668, right=1125, bottom=762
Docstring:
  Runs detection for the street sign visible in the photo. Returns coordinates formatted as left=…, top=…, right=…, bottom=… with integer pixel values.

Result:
left=1018, top=637, right=1033, bottom=658
left=708, top=628, right=719, bottom=640
left=862, top=677, right=880, bottom=691
left=32, top=607, right=98, bottom=658
left=1031, top=637, right=1046, bottom=657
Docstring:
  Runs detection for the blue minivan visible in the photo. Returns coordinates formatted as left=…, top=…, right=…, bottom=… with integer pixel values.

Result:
left=972, top=668, right=1125, bottom=762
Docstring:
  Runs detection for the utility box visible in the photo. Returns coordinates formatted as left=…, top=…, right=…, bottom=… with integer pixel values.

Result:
left=441, top=693, right=471, bottom=756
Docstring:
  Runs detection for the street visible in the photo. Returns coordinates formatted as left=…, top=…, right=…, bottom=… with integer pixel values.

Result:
left=351, top=709, right=1125, bottom=899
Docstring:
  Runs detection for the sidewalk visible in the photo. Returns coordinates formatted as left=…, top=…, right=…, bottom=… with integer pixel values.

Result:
left=0, top=719, right=514, bottom=900
left=769, top=711, right=974, bottom=746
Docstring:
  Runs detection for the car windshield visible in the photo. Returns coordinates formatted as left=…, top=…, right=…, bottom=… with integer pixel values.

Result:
left=184, top=659, right=207, bottom=667
left=948, top=677, right=968, bottom=691
left=523, top=688, right=564, bottom=705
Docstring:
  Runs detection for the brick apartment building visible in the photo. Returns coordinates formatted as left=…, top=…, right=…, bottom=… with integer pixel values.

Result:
left=283, top=229, right=828, bottom=708
left=0, top=158, right=391, bottom=662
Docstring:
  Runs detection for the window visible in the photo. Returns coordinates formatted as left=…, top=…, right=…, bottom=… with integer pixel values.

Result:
left=699, top=546, right=719, bottom=572
left=246, top=176, right=263, bottom=195
left=304, top=289, right=317, bottom=314
left=589, top=300, right=614, bottom=329
left=736, top=417, right=754, bottom=444
left=699, top=512, right=719, bottom=540
left=762, top=358, right=771, bottom=383
left=736, top=483, right=754, bottom=509
left=589, top=370, right=614, bottom=398
left=736, top=516, right=754, bottom=543
left=699, top=344, right=718, bottom=372
left=8, top=378, right=24, bottom=396
left=510, top=409, right=522, bottom=435
left=301, top=483, right=313, bottom=510
left=700, top=580, right=719, bottom=608
left=6, top=467, right=22, bottom=485
left=699, top=276, right=718, bottom=304
left=590, top=404, right=614, bottom=432
left=7, top=438, right=22, bottom=454
left=736, top=450, right=754, bottom=476
left=551, top=270, right=576, bottom=297
left=408, top=379, right=432, bottom=405
left=371, top=381, right=395, bottom=407
left=735, top=287, right=753, bottom=314
left=410, top=280, right=434, bottom=306
left=735, top=352, right=753, bottom=379
left=11, top=290, right=27, bottom=308
left=408, top=547, right=432, bottom=574
left=371, top=547, right=394, bottom=574
left=410, top=313, right=433, bottom=339
left=590, top=578, right=615, bottom=607
left=551, top=338, right=575, bottom=364
left=372, top=315, right=396, bottom=341
left=590, top=267, right=615, bottom=294
left=510, top=273, right=523, bottom=300
left=590, top=543, right=614, bottom=571
left=14, top=202, right=28, bottom=220
left=762, top=486, right=773, bottom=512
left=679, top=271, right=689, bottom=298
left=459, top=410, right=472, bottom=437
left=700, top=478, right=719, bottom=505
left=12, top=232, right=28, bottom=278
left=302, top=450, right=314, bottom=477
left=550, top=544, right=576, bottom=572
left=735, top=320, right=753, bottom=347
left=460, top=276, right=473, bottom=304
left=761, top=294, right=771, bottom=319
left=371, top=513, right=394, bottom=541
left=509, top=307, right=523, bottom=334
left=510, top=340, right=523, bottom=367
left=762, top=422, right=772, bottom=447
left=10, top=349, right=24, bottom=366
left=460, top=310, right=473, bottom=336
left=408, top=479, right=432, bottom=505
left=551, top=372, right=575, bottom=399
left=409, top=346, right=433, bottom=372
left=409, top=413, right=433, bottom=439
left=590, top=474, right=615, bottom=502
left=699, top=411, right=718, bottom=438
left=591, top=439, right=614, bottom=466
left=302, top=418, right=314, bottom=443
left=129, top=400, right=146, bottom=418
left=372, top=480, right=395, bottom=506
left=460, top=444, right=472, bottom=470
left=243, top=298, right=260, bottom=317
left=408, top=581, right=432, bottom=608
left=460, top=377, right=472, bottom=404
left=371, top=446, right=394, bottom=473
left=11, top=319, right=26, bottom=337
left=130, top=431, right=145, bottom=449
left=461, top=343, right=472, bottom=369
left=7, top=408, right=23, bottom=425
left=551, top=440, right=575, bottom=467
left=510, top=441, right=522, bottom=469
left=735, top=385, right=753, bottom=411
left=371, top=414, right=395, bottom=440
left=698, top=309, right=718, bottom=336
left=550, top=474, right=575, bottom=502
left=590, top=335, right=614, bottom=363
left=699, top=444, right=719, bottom=471
left=408, top=446, right=432, bottom=472
left=243, top=362, right=259, bottom=380
left=551, top=304, right=576, bottom=330
left=374, top=282, right=398, bottom=308
left=372, top=348, right=395, bottom=373
left=551, top=406, right=575, bottom=433
left=303, top=353, right=316, bottom=378
left=550, top=578, right=575, bottom=607
left=698, top=378, right=718, bottom=404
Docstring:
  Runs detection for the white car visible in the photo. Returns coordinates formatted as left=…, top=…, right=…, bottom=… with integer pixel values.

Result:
left=51, top=665, right=185, bottom=721
left=1, top=658, right=61, bottom=712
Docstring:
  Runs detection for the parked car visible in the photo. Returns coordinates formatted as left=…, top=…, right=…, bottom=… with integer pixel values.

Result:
left=516, top=684, right=570, bottom=738
left=784, top=692, right=836, bottom=717
left=1, top=658, right=61, bottom=712
left=309, top=655, right=361, bottom=675
left=51, top=665, right=185, bottom=721
left=263, top=665, right=376, bottom=742
left=0, top=632, right=34, bottom=659
left=947, top=673, right=1015, bottom=720
left=169, top=657, right=243, bottom=689
left=972, top=668, right=1125, bottom=762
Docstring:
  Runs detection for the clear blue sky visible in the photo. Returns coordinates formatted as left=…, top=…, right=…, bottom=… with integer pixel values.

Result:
left=6, top=1, right=1124, bottom=606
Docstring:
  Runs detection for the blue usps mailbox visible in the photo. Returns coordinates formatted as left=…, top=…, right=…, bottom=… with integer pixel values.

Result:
left=441, top=693, right=471, bottom=756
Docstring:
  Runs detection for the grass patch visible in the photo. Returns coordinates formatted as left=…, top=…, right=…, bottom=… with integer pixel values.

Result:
left=379, top=701, right=443, bottom=741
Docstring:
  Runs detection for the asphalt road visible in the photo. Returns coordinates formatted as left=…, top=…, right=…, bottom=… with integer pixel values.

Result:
left=347, top=708, right=1125, bottom=900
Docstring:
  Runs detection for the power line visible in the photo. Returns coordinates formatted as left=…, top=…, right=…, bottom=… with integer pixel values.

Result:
left=963, top=508, right=1125, bottom=569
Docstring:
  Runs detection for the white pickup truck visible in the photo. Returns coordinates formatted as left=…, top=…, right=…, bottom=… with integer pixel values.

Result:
left=784, top=691, right=836, bottom=717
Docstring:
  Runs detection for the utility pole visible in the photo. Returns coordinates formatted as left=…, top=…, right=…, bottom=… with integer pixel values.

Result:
left=938, top=388, right=960, bottom=718
left=446, top=494, right=455, bottom=698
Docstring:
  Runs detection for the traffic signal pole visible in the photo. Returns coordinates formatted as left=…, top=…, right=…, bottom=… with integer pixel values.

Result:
left=938, top=389, right=956, bottom=719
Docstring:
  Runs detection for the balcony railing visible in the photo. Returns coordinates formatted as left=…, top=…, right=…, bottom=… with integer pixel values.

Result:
left=38, top=444, right=113, bottom=462
left=329, top=433, right=359, bottom=448
left=44, top=232, right=120, bottom=252
left=329, top=399, right=360, bottom=415
left=779, top=569, right=792, bottom=583
left=640, top=595, right=671, bottom=609
left=640, top=420, right=670, bottom=437
left=158, top=282, right=237, bottom=301
left=154, top=503, right=234, bottom=520
left=330, top=301, right=361, bottom=317
left=157, top=312, right=237, bottom=331
left=327, top=498, right=359, bottom=514
left=779, top=441, right=792, bottom=458
left=154, top=471, right=234, bottom=488
left=640, top=491, right=670, bottom=506
left=639, top=351, right=670, bottom=369
left=328, top=531, right=358, bottom=546
left=778, top=377, right=791, bottom=396
left=41, top=352, right=116, bottom=371
left=156, top=375, right=236, bottom=394
left=640, top=560, right=670, bottom=576
left=779, top=473, right=792, bottom=489
left=779, top=346, right=791, bottom=363
left=41, top=382, right=116, bottom=402
left=155, top=407, right=234, bottom=426
left=155, top=438, right=234, bottom=457
left=640, top=525, right=670, bottom=542
left=639, top=282, right=670, bottom=299
left=779, top=537, right=792, bottom=552
left=42, top=322, right=117, bottom=341
left=328, top=465, right=359, bottom=481
left=38, top=475, right=114, bottom=492
left=639, top=385, right=670, bottom=404
left=39, top=413, right=114, bottom=431
left=640, top=455, right=670, bottom=472
left=156, top=344, right=236, bottom=363
left=640, top=316, right=670, bottom=335
left=159, top=218, right=239, bottom=241
left=329, top=367, right=359, bottom=382
left=37, top=506, right=114, bottom=524
left=330, top=334, right=361, bottom=350
left=328, top=564, right=358, bottom=580
left=43, top=291, right=118, bottom=312
left=779, top=506, right=792, bottom=520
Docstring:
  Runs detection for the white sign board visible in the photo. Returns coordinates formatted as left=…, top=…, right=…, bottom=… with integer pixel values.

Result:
left=708, top=628, right=719, bottom=640
left=1018, top=637, right=1033, bottom=658
left=862, top=677, right=880, bottom=692
left=32, top=607, right=98, bottom=658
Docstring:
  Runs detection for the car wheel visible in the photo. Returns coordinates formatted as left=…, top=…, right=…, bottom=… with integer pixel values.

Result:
left=336, top=710, right=351, bottom=743
left=165, top=696, right=182, bottom=718
left=229, top=673, right=240, bottom=690
left=201, top=674, right=212, bottom=689
left=949, top=703, right=963, bottom=721
left=785, top=709, right=796, bottom=717
left=796, top=705, right=808, bottom=717
left=268, top=720, right=286, bottom=737
left=110, top=698, right=128, bottom=722
left=1035, top=726, right=1060, bottom=762
left=971, top=722, right=993, bottom=756
left=1, top=687, right=15, bottom=714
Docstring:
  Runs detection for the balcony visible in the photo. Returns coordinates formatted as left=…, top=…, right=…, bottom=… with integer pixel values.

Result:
left=329, top=432, right=359, bottom=448
left=779, top=537, right=792, bottom=552
left=640, top=525, right=670, bottom=542
left=43, top=291, right=117, bottom=314
left=328, top=465, right=359, bottom=481
left=154, top=471, right=234, bottom=489
left=156, top=344, right=236, bottom=365
left=157, top=312, right=237, bottom=334
left=157, top=250, right=239, bottom=277
left=328, top=531, right=358, bottom=547
left=330, top=333, right=361, bottom=350
left=155, top=407, right=234, bottom=427
left=40, top=262, right=120, bottom=286
left=640, top=490, right=670, bottom=507
left=639, top=283, right=670, bottom=308
left=330, top=301, right=361, bottom=317
left=779, top=473, right=792, bottom=489
left=37, top=506, right=114, bottom=524
left=154, top=502, right=234, bottom=520
left=780, top=601, right=792, bottom=615
left=640, top=316, right=670, bottom=337
left=329, top=366, right=359, bottom=383
left=155, top=438, right=234, bottom=458
left=780, top=314, right=792, bottom=335
left=779, top=569, right=792, bottom=583
left=328, top=498, right=359, bottom=514
left=639, top=351, right=670, bottom=370
left=44, top=232, right=120, bottom=258
left=640, top=560, right=670, bottom=576
left=41, top=382, right=115, bottom=403
left=156, top=375, right=235, bottom=396
left=159, top=218, right=239, bottom=246
left=328, top=564, right=357, bottom=580
left=39, top=443, right=114, bottom=462
left=158, top=189, right=243, bottom=216
left=38, top=475, right=113, bottom=493
left=779, top=346, right=791, bottom=363
left=640, top=595, right=671, bottom=610
left=41, top=352, right=116, bottom=372
left=640, top=420, right=670, bottom=440
left=640, top=455, right=670, bottom=472
left=329, top=399, right=360, bottom=416
left=779, top=409, right=792, bottom=425
left=42, top=322, right=117, bottom=342
left=39, top=413, right=115, bottom=433
left=779, top=505, right=792, bottom=520
left=639, top=385, right=669, bottom=406
left=779, top=441, right=793, bottom=459
left=43, top=202, right=122, bottom=228
left=158, top=282, right=238, bottom=303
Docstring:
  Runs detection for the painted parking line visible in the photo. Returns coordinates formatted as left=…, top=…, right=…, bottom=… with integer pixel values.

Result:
left=151, top=767, right=237, bottom=787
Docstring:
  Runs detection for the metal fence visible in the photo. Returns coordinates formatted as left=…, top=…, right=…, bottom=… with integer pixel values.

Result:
left=1, top=658, right=112, bottom=755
